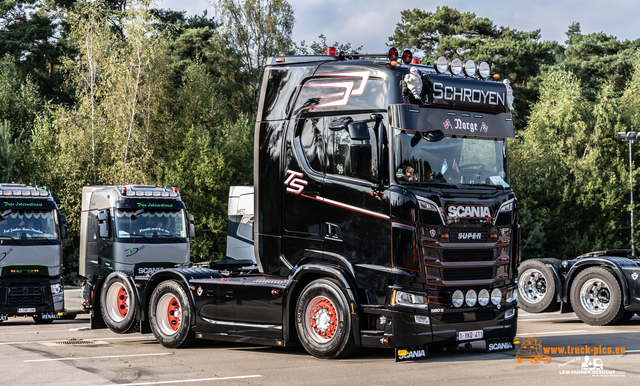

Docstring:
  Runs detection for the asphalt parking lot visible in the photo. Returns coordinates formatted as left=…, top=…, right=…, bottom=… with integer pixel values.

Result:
left=1, top=310, right=639, bottom=385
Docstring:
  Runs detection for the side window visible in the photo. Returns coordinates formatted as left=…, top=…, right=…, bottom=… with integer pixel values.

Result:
left=297, top=117, right=324, bottom=173
left=328, top=119, right=378, bottom=180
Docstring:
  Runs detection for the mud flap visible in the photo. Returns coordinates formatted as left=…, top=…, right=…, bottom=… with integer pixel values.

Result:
left=396, top=347, right=428, bottom=362
left=486, top=337, right=515, bottom=352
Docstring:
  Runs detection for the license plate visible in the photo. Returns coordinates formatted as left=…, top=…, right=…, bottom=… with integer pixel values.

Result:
left=18, top=308, right=36, bottom=313
left=457, top=329, right=483, bottom=341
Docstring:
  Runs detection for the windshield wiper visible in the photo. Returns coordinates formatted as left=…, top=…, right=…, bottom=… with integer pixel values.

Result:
left=157, top=234, right=185, bottom=243
left=129, top=234, right=153, bottom=243
left=419, top=182, right=460, bottom=189
left=36, top=237, right=57, bottom=245
left=459, top=183, right=506, bottom=190
left=0, top=235, right=22, bottom=245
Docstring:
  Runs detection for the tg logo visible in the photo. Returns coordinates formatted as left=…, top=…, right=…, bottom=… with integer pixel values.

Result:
left=284, top=170, right=308, bottom=194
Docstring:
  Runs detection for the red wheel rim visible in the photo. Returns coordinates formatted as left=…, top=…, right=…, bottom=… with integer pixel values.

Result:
left=116, top=286, right=129, bottom=318
left=308, top=297, right=338, bottom=340
left=167, top=296, right=181, bottom=331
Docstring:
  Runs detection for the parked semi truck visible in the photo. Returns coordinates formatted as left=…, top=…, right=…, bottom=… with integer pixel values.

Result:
left=79, top=185, right=195, bottom=332
left=517, top=250, right=640, bottom=325
left=0, top=183, right=68, bottom=324
left=133, top=48, right=520, bottom=359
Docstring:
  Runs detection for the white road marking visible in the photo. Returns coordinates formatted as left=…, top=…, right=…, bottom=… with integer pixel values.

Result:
left=1, top=335, right=155, bottom=346
left=518, top=330, right=589, bottom=336
left=625, top=350, right=640, bottom=353
left=24, top=353, right=171, bottom=362
left=518, top=316, right=580, bottom=322
left=96, top=375, right=262, bottom=385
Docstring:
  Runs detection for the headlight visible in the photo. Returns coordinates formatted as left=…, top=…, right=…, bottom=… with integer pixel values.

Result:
left=478, top=289, right=490, bottom=306
left=393, top=290, right=428, bottom=308
left=491, top=288, right=502, bottom=305
left=465, top=290, right=477, bottom=307
left=506, top=289, right=517, bottom=303
left=50, top=283, right=62, bottom=295
left=452, top=290, right=464, bottom=307
left=499, top=202, right=513, bottom=212
left=478, top=61, right=491, bottom=79
left=434, top=56, right=448, bottom=74
left=463, top=59, right=476, bottom=77
left=449, top=58, right=462, bottom=75
left=505, top=308, right=516, bottom=319
left=418, top=200, right=437, bottom=211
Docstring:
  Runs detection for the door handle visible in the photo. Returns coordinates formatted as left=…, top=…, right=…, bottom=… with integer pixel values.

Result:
left=226, top=290, right=233, bottom=298
left=326, top=223, right=342, bottom=240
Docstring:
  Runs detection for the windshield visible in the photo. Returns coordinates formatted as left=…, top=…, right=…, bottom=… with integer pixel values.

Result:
left=0, top=210, right=59, bottom=239
left=115, top=209, right=187, bottom=238
left=393, top=130, right=509, bottom=188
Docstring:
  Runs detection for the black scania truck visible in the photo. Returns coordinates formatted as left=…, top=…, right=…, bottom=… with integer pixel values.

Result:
left=0, top=183, right=68, bottom=324
left=139, top=49, right=520, bottom=359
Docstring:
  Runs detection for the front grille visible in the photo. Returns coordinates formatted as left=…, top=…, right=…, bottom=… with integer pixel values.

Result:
left=442, top=249, right=495, bottom=262
left=444, top=229, right=488, bottom=243
left=4, top=285, right=46, bottom=307
left=442, top=267, right=494, bottom=281
left=440, top=313, right=464, bottom=324
left=476, top=309, right=498, bottom=321
left=422, top=210, right=442, bottom=225
left=495, top=212, right=511, bottom=226
left=439, top=309, right=497, bottom=324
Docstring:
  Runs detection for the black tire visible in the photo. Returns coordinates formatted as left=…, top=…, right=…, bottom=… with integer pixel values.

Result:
left=149, top=280, right=196, bottom=348
left=100, top=272, right=139, bottom=333
left=33, top=315, right=54, bottom=324
left=295, top=278, right=357, bottom=359
left=517, top=259, right=559, bottom=313
left=570, top=267, right=625, bottom=326
left=615, top=311, right=635, bottom=325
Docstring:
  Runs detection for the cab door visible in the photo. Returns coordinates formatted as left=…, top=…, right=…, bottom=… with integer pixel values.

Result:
left=280, top=117, right=326, bottom=269
left=322, top=113, right=392, bottom=274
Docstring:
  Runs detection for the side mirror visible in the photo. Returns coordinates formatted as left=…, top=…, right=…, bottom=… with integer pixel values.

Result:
left=99, top=222, right=109, bottom=238
left=329, top=116, right=353, bottom=131
left=187, top=213, right=195, bottom=239
left=347, top=122, right=371, bottom=140
left=59, top=214, right=67, bottom=240
left=97, top=212, right=109, bottom=238
left=350, top=144, right=372, bottom=180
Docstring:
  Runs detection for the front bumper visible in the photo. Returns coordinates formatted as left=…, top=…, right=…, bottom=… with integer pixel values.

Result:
left=0, top=278, right=64, bottom=317
left=361, top=304, right=518, bottom=349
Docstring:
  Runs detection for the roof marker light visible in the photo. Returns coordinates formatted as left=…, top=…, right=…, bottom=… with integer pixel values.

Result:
left=121, top=187, right=127, bottom=195
left=275, top=58, right=285, bottom=63
left=326, top=47, right=337, bottom=56
left=411, top=58, right=420, bottom=64
left=388, top=47, right=399, bottom=61
left=402, top=50, right=413, bottom=64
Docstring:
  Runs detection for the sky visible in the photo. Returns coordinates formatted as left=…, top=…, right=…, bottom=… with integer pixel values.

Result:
left=156, top=0, right=640, bottom=55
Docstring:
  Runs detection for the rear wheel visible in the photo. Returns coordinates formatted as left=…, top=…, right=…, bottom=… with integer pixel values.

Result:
left=33, top=315, right=54, bottom=324
left=570, top=267, right=625, bottom=326
left=100, top=272, right=139, bottom=333
left=149, top=280, right=196, bottom=348
left=517, top=259, right=559, bottom=313
left=295, top=278, right=357, bottom=359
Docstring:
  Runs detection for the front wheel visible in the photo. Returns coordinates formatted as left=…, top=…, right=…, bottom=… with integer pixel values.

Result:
left=100, top=272, right=139, bottom=333
left=149, top=280, right=196, bottom=348
left=570, top=267, right=625, bottom=326
left=295, top=279, right=357, bottom=359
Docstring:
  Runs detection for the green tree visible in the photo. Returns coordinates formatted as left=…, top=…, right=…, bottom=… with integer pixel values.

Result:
left=214, top=0, right=295, bottom=111
left=296, top=34, right=363, bottom=55
left=390, top=6, right=558, bottom=128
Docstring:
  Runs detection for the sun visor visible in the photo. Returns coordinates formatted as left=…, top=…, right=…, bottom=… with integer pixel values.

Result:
left=388, top=104, right=515, bottom=139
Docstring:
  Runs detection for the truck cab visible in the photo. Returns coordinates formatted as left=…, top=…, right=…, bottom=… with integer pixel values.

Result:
left=80, top=185, right=195, bottom=332
left=0, top=184, right=67, bottom=323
